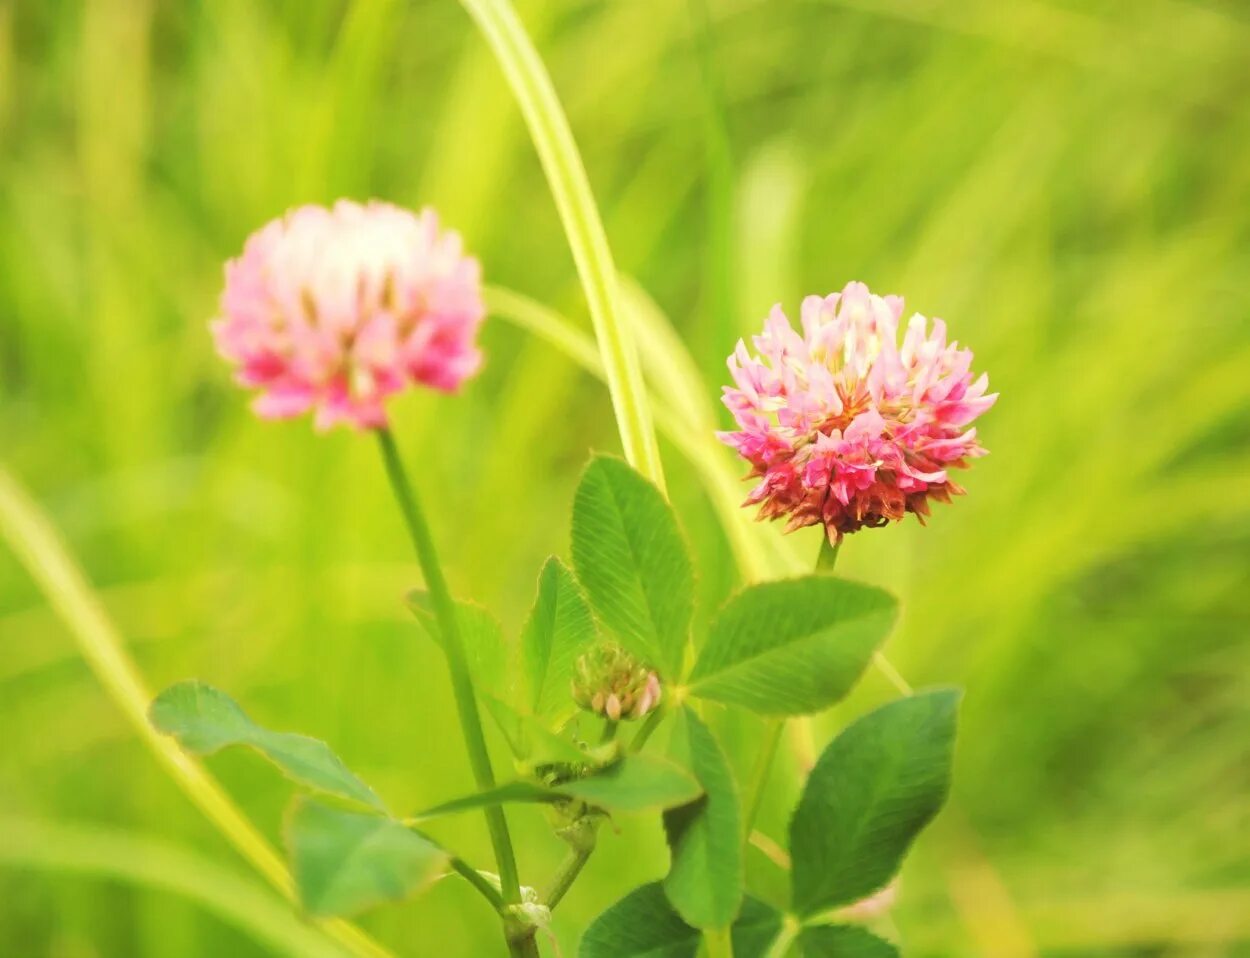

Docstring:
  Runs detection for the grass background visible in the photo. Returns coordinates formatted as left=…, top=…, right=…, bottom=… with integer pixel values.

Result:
left=2, top=0, right=1249, bottom=955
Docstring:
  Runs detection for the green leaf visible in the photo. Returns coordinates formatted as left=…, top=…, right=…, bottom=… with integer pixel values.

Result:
left=285, top=798, right=448, bottom=917
left=580, top=885, right=783, bottom=958
left=729, top=896, right=783, bottom=958
left=790, top=690, right=959, bottom=916
left=414, top=781, right=558, bottom=820
left=798, top=926, right=898, bottom=958
left=418, top=753, right=699, bottom=819
left=662, top=708, right=742, bottom=929
left=522, top=557, right=598, bottom=717
left=580, top=882, right=700, bottom=958
left=688, top=577, right=897, bottom=715
left=571, top=456, right=693, bottom=679
left=150, top=682, right=383, bottom=812
left=406, top=592, right=509, bottom=699
left=560, top=754, right=702, bottom=813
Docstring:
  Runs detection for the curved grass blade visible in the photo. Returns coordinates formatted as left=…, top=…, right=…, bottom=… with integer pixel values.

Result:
left=458, top=0, right=665, bottom=489
left=0, top=465, right=394, bottom=958
left=0, top=816, right=349, bottom=958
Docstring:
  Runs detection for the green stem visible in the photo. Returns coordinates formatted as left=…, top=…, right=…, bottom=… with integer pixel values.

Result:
left=599, top=718, right=619, bottom=744
left=814, top=537, right=912, bottom=694
left=457, top=0, right=665, bottom=491
left=740, top=719, right=784, bottom=844
left=629, top=707, right=666, bottom=753
left=816, top=536, right=842, bottom=572
left=450, top=857, right=506, bottom=913
left=763, top=917, right=800, bottom=958
left=743, top=538, right=841, bottom=856
left=705, top=927, right=734, bottom=958
left=375, top=430, right=530, bottom=957
left=542, top=839, right=595, bottom=911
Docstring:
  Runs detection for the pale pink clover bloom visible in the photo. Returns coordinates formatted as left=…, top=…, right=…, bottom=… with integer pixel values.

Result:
left=719, top=282, right=996, bottom=541
left=211, top=200, right=484, bottom=431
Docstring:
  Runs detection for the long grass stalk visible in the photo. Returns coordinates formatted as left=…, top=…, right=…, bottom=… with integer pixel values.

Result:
left=0, top=817, right=349, bottom=958
left=0, top=465, right=395, bottom=958
left=457, top=0, right=665, bottom=491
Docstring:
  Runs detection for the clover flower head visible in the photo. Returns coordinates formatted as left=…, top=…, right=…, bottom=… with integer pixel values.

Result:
left=211, top=200, right=484, bottom=431
left=571, top=643, right=662, bottom=722
left=718, top=282, right=996, bottom=541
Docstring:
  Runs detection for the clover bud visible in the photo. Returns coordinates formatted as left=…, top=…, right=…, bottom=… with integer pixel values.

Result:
left=571, top=643, right=662, bottom=721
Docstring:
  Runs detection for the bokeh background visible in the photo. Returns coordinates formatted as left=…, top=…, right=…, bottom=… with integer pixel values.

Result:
left=3, top=0, right=1249, bottom=955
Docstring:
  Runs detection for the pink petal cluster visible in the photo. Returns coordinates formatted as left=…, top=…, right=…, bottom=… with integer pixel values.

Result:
left=571, top=643, right=663, bottom=722
left=719, top=282, right=996, bottom=542
left=211, top=200, right=484, bottom=430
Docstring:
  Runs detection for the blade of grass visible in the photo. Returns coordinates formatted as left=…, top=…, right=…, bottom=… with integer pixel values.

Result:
left=619, top=277, right=715, bottom=436
left=0, top=817, right=350, bottom=958
left=0, top=464, right=394, bottom=958
left=457, top=0, right=665, bottom=491
left=687, top=0, right=738, bottom=385
left=484, top=284, right=797, bottom=582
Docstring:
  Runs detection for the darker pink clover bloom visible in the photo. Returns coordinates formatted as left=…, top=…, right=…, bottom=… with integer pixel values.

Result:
left=718, top=282, right=996, bottom=541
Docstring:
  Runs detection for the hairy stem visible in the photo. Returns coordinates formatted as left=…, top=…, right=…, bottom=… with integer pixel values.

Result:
left=376, top=430, right=530, bottom=957
left=457, top=0, right=665, bottom=491
left=542, top=840, right=595, bottom=911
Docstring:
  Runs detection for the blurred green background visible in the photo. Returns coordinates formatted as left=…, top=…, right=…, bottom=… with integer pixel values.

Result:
left=2, top=0, right=1249, bottom=955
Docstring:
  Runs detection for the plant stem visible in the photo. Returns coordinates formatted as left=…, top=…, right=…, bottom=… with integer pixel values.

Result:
left=872, top=650, right=914, bottom=695
left=0, top=467, right=393, bottom=958
left=457, top=0, right=665, bottom=492
left=815, top=537, right=912, bottom=694
left=740, top=719, right=784, bottom=844
left=742, top=538, right=842, bottom=857
left=763, top=917, right=800, bottom=958
left=450, top=857, right=506, bottom=913
left=375, top=430, right=531, bottom=956
left=629, top=707, right=665, bottom=752
left=705, top=927, right=734, bottom=958
left=816, top=536, right=841, bottom=572
left=747, top=830, right=791, bottom=871
left=542, top=840, right=595, bottom=911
